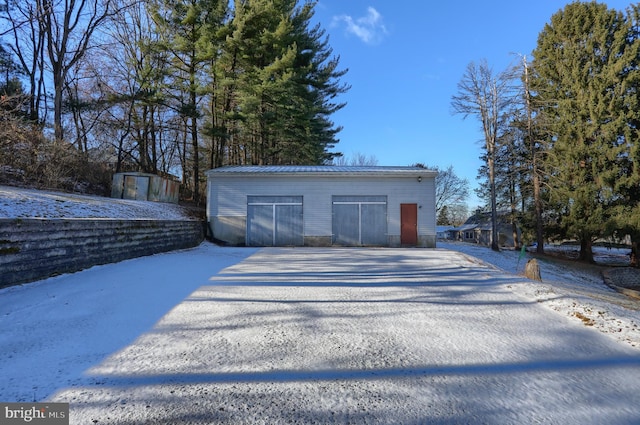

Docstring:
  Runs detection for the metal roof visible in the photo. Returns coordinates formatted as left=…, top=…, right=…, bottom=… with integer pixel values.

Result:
left=449, top=224, right=479, bottom=232
left=206, top=165, right=437, bottom=177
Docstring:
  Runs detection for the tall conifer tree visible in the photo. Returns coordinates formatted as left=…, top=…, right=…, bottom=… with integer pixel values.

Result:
left=531, top=1, right=630, bottom=262
left=152, top=0, right=227, bottom=203
left=224, top=0, right=347, bottom=165
left=607, top=4, right=640, bottom=266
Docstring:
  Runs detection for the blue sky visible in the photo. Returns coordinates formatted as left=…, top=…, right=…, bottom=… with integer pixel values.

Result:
left=312, top=1, right=634, bottom=209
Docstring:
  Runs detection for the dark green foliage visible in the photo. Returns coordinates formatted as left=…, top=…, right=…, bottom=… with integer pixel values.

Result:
left=466, top=2, right=640, bottom=262
left=151, top=0, right=230, bottom=204
left=0, top=0, right=347, bottom=201
left=531, top=1, right=637, bottom=262
left=139, top=0, right=349, bottom=201
left=218, top=0, right=348, bottom=166
left=607, top=3, right=640, bottom=265
left=437, top=206, right=451, bottom=226
left=0, top=44, right=22, bottom=94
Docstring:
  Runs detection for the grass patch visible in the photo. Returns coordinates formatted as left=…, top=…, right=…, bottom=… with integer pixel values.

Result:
left=573, top=311, right=595, bottom=326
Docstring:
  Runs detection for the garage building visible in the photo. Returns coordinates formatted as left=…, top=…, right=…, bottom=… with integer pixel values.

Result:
left=205, top=165, right=437, bottom=247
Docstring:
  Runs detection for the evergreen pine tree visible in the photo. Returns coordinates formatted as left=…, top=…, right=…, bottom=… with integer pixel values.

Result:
left=437, top=206, right=451, bottom=226
left=531, top=2, right=630, bottom=262
left=607, top=4, right=640, bottom=266
left=152, top=0, right=227, bottom=203
left=225, top=0, right=347, bottom=165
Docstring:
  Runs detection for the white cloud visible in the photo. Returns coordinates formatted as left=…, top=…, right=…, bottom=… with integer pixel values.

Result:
left=332, top=6, right=388, bottom=45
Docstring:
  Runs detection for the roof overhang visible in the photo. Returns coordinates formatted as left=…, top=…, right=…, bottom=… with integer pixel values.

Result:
left=206, top=165, right=438, bottom=178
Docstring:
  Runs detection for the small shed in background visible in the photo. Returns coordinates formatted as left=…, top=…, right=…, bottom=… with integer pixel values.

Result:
left=206, top=165, right=437, bottom=247
left=111, top=172, right=180, bottom=204
left=437, top=225, right=454, bottom=240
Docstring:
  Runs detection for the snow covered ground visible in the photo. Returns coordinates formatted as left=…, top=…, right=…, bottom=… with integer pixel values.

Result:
left=1, top=186, right=640, bottom=423
left=0, top=185, right=195, bottom=219
left=0, top=243, right=639, bottom=423
left=440, top=242, right=640, bottom=350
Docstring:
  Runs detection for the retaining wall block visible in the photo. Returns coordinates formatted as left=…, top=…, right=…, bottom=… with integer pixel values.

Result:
left=0, top=219, right=205, bottom=288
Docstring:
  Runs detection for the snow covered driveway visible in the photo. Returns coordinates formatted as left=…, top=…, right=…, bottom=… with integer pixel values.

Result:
left=3, top=245, right=640, bottom=424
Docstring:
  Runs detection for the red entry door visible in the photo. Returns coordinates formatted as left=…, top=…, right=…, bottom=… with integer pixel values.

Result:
left=400, top=203, right=418, bottom=246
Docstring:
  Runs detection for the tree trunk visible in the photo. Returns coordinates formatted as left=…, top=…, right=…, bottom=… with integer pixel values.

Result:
left=190, top=96, right=200, bottom=205
left=578, top=238, right=595, bottom=263
left=181, top=117, right=188, bottom=188
left=510, top=180, right=519, bottom=249
left=150, top=106, right=158, bottom=174
left=209, top=94, right=216, bottom=169
left=630, top=235, right=639, bottom=268
left=522, top=55, right=545, bottom=255
left=53, top=68, right=64, bottom=143
left=488, top=140, right=499, bottom=251
left=534, top=171, right=544, bottom=254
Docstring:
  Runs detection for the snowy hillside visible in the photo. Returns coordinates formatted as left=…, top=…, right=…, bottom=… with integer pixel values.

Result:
left=0, top=185, right=196, bottom=220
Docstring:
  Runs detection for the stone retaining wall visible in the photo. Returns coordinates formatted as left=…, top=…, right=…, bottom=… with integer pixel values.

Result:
left=0, top=219, right=205, bottom=288
left=602, top=268, right=640, bottom=300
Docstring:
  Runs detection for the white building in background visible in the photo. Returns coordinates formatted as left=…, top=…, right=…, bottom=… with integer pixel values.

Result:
left=205, top=165, right=437, bottom=247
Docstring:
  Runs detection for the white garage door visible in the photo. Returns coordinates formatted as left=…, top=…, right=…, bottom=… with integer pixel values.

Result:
left=247, top=196, right=303, bottom=246
left=332, top=195, right=387, bottom=246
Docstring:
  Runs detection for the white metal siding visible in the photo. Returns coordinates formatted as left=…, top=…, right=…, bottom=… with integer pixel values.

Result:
left=207, top=174, right=435, bottom=241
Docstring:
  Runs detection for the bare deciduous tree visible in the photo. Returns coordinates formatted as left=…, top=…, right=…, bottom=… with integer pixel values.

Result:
left=37, top=0, right=116, bottom=142
left=3, top=0, right=47, bottom=122
left=433, top=165, right=469, bottom=214
left=332, top=152, right=378, bottom=166
left=447, top=203, right=469, bottom=227
left=414, top=163, right=469, bottom=225
left=451, top=59, right=516, bottom=251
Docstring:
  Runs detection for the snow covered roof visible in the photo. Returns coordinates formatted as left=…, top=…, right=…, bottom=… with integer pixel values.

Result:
left=449, top=224, right=478, bottom=232
left=436, top=225, right=454, bottom=233
left=206, top=165, right=437, bottom=177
